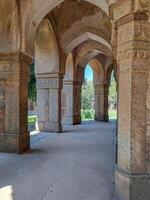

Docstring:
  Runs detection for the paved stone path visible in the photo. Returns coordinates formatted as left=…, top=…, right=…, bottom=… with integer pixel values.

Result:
left=0, top=121, right=116, bottom=200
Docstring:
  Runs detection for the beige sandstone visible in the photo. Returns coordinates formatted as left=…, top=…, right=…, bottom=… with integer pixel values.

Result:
left=0, top=0, right=150, bottom=199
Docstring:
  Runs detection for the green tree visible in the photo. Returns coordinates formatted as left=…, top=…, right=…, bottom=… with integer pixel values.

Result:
left=81, top=80, right=94, bottom=110
left=28, top=62, right=37, bottom=103
left=109, top=71, right=117, bottom=104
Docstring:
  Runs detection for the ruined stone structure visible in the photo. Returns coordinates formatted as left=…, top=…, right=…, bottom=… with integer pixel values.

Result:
left=0, top=0, right=150, bottom=199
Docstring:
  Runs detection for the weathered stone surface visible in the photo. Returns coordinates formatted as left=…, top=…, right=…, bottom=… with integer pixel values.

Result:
left=0, top=0, right=150, bottom=199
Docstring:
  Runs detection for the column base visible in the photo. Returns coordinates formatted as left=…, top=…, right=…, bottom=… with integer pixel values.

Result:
left=115, top=167, right=150, bottom=200
left=103, top=115, right=109, bottom=122
left=74, top=115, right=81, bottom=125
left=62, top=116, right=74, bottom=125
left=48, top=122, right=62, bottom=133
left=94, top=115, right=109, bottom=122
left=0, top=132, right=30, bottom=153
left=38, top=121, right=62, bottom=133
left=94, top=115, right=101, bottom=121
left=62, top=116, right=79, bottom=125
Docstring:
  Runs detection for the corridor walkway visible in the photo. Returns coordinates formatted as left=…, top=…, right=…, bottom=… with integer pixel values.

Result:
left=0, top=121, right=116, bottom=200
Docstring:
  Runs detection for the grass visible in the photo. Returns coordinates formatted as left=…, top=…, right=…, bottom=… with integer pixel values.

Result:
left=109, top=110, right=117, bottom=120
left=28, top=115, right=37, bottom=123
left=81, top=109, right=95, bottom=120
left=28, top=110, right=117, bottom=124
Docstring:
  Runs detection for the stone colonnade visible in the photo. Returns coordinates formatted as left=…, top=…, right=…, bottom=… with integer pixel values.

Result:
left=62, top=63, right=110, bottom=125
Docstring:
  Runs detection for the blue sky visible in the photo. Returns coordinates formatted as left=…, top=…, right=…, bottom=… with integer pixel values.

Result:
left=85, top=64, right=93, bottom=81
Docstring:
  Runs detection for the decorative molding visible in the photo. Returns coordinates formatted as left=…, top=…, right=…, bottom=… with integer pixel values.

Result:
left=36, top=78, right=58, bottom=89
left=0, top=52, right=33, bottom=64
left=116, top=12, right=149, bottom=27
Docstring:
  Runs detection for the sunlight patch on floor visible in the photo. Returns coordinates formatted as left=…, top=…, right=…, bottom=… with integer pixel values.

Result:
left=0, top=185, right=13, bottom=200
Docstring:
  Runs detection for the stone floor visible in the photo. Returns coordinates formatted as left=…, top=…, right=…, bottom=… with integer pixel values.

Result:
left=0, top=121, right=116, bottom=200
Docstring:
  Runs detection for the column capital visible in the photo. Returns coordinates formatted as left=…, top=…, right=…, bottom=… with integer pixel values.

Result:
left=63, top=80, right=75, bottom=85
left=116, top=12, right=149, bottom=28
left=110, top=0, right=150, bottom=22
left=0, top=51, right=33, bottom=64
left=116, top=15, right=150, bottom=65
left=0, top=51, right=33, bottom=80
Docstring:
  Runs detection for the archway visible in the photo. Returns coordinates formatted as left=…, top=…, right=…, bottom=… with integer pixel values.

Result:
left=81, top=64, right=95, bottom=121
left=22, top=0, right=109, bottom=55
left=34, top=19, right=62, bottom=133
left=108, top=70, right=117, bottom=120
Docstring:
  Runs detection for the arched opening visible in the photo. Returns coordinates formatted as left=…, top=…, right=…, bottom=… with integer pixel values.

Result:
left=23, top=0, right=109, bottom=55
left=27, top=19, right=62, bottom=140
left=81, top=64, right=95, bottom=121
left=108, top=70, right=117, bottom=120
left=28, top=60, right=37, bottom=135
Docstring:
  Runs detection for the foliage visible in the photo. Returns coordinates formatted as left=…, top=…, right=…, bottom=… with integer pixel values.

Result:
left=109, top=72, right=117, bottom=104
left=28, top=116, right=37, bottom=123
left=81, top=80, right=94, bottom=110
left=109, top=110, right=117, bottom=120
left=28, top=62, right=37, bottom=103
left=81, top=109, right=95, bottom=120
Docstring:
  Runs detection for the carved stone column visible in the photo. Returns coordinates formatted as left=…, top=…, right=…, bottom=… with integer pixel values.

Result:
left=62, top=80, right=76, bottom=125
left=0, top=52, right=32, bottom=153
left=115, top=13, right=150, bottom=200
left=74, top=82, right=82, bottom=124
left=94, top=84, right=109, bottom=122
left=94, top=84, right=104, bottom=121
left=104, top=83, right=109, bottom=122
left=36, top=73, right=62, bottom=133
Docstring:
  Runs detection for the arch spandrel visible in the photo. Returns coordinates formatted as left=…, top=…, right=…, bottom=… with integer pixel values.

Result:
left=35, top=20, right=59, bottom=74
left=64, top=53, right=74, bottom=80
left=0, top=0, right=20, bottom=52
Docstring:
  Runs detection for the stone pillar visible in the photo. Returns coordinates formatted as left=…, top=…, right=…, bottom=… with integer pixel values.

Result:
left=62, top=80, right=76, bottom=125
left=0, top=52, right=32, bottom=153
left=36, top=73, right=62, bottom=133
left=94, top=84, right=104, bottom=121
left=74, top=82, right=82, bottom=124
left=115, top=13, right=150, bottom=200
left=94, top=84, right=109, bottom=122
left=104, top=83, right=109, bottom=122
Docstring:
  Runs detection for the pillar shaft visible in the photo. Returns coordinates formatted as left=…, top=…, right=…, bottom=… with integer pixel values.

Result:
left=74, top=82, right=82, bottom=124
left=104, top=83, right=109, bottom=122
left=62, top=80, right=76, bottom=125
left=115, top=13, right=150, bottom=200
left=0, top=52, right=32, bottom=153
left=36, top=73, right=62, bottom=133
left=94, top=84, right=109, bottom=122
